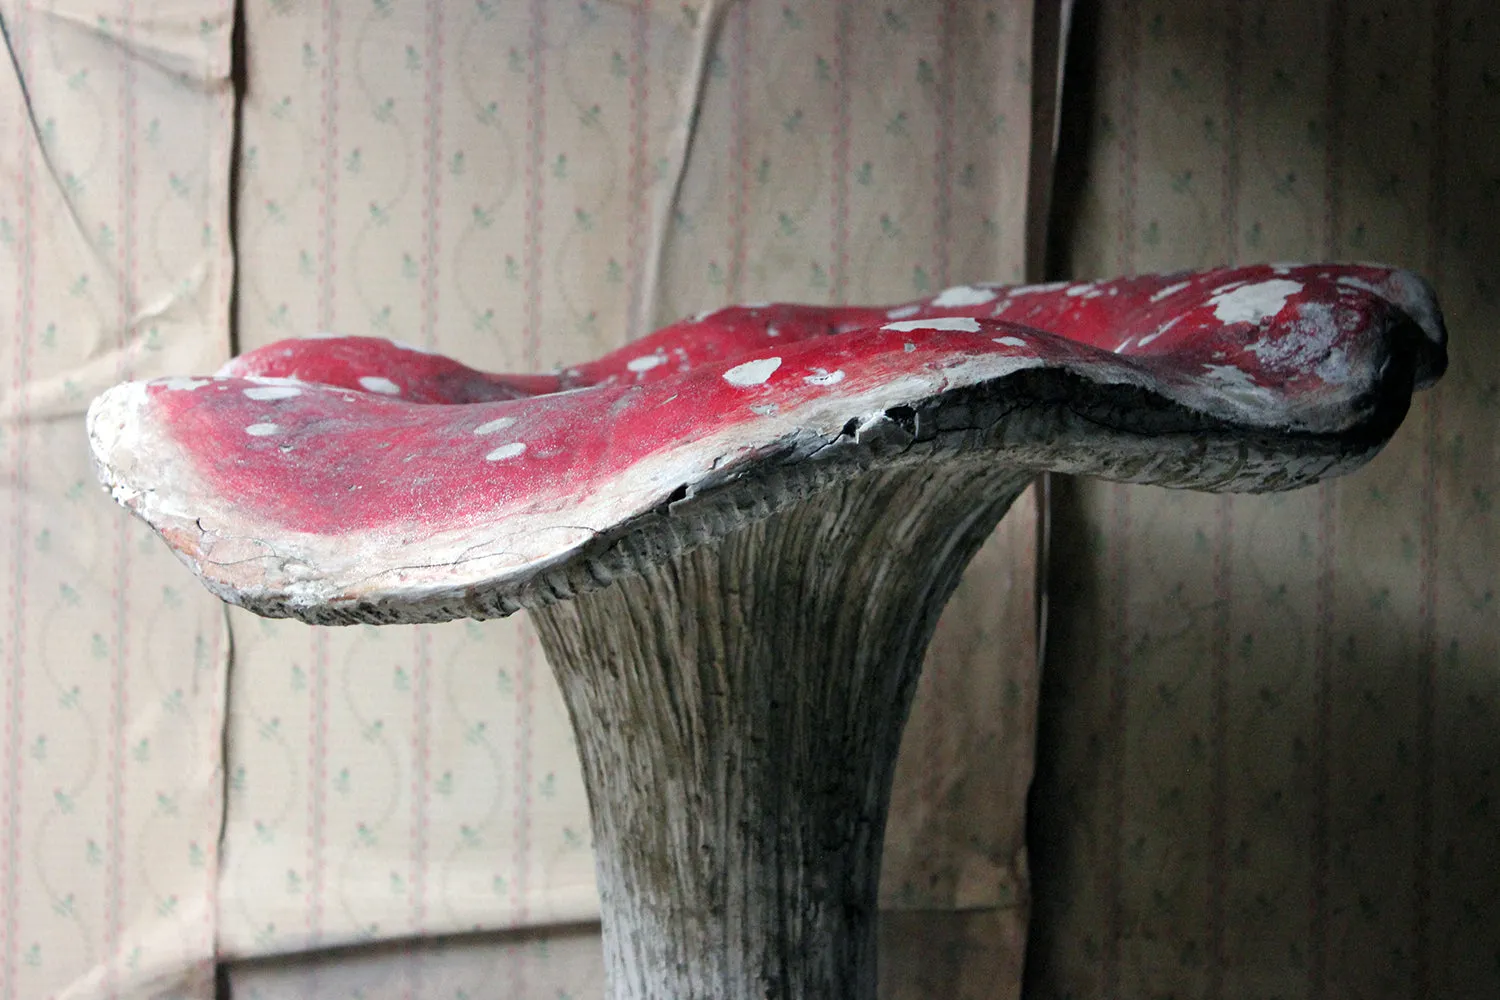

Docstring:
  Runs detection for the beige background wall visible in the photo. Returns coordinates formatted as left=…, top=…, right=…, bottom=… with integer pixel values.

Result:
left=1028, top=2, right=1500, bottom=998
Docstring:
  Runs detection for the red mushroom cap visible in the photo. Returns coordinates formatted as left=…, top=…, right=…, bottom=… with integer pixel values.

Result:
left=88, top=263, right=1444, bottom=624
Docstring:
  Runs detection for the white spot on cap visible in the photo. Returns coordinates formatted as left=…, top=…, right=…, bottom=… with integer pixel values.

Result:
left=1210, top=279, right=1302, bottom=325
left=931, top=284, right=997, bottom=308
left=1149, top=280, right=1191, bottom=303
left=993, top=336, right=1028, bottom=348
left=723, top=357, right=781, bottom=387
left=1137, top=316, right=1181, bottom=347
left=804, top=368, right=846, bottom=386
left=1065, top=283, right=1095, bottom=297
left=485, top=442, right=526, bottom=461
left=162, top=378, right=210, bottom=392
left=474, top=417, right=517, bottom=435
left=884, top=316, right=980, bottom=333
left=244, top=385, right=302, bottom=401
left=359, top=376, right=402, bottom=395
left=246, top=423, right=281, bottom=437
left=903, top=342, right=916, bottom=352
left=1010, top=280, right=1069, bottom=295
left=886, top=304, right=921, bottom=320
left=627, top=354, right=666, bottom=373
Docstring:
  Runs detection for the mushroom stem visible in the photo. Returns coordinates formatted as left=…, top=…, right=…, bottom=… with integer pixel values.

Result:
left=532, top=463, right=1032, bottom=1000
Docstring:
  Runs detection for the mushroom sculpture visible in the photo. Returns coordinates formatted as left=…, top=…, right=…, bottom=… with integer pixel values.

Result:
left=89, top=263, right=1444, bottom=999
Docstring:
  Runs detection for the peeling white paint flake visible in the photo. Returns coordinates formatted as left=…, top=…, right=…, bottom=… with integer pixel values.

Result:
left=749, top=403, right=779, bottom=415
left=359, top=376, right=402, bottom=395
left=162, top=377, right=210, bottom=392
left=883, top=316, right=980, bottom=333
left=1209, top=279, right=1302, bottom=325
left=1009, top=280, right=1069, bottom=295
left=1202, top=364, right=1260, bottom=389
left=886, top=304, right=921, bottom=320
left=484, top=442, right=527, bottom=461
left=723, top=356, right=782, bottom=387
left=244, top=385, right=302, bottom=401
left=931, top=284, right=997, bottom=308
left=474, top=417, right=517, bottom=435
left=1065, top=283, right=1096, bottom=297
left=903, top=342, right=916, bottom=353
left=692, top=308, right=721, bottom=323
left=993, top=336, right=1028, bottom=348
left=626, top=354, right=666, bottom=373
left=1148, top=280, right=1191, bottom=303
left=245, top=423, right=281, bottom=437
left=804, top=368, right=846, bottom=386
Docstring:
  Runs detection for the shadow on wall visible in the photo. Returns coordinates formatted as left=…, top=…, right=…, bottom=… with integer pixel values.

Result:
left=1028, top=1, right=1500, bottom=997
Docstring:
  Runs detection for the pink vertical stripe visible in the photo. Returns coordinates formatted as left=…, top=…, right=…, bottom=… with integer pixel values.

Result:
left=1415, top=4, right=1450, bottom=996
left=107, top=4, right=140, bottom=994
left=626, top=1, right=651, bottom=340
left=830, top=0, right=850, bottom=302
left=2, top=8, right=35, bottom=997
left=729, top=3, right=749, bottom=302
left=1311, top=5, right=1345, bottom=996
left=310, top=0, right=342, bottom=948
left=933, top=0, right=954, bottom=290
left=1105, top=5, right=1141, bottom=996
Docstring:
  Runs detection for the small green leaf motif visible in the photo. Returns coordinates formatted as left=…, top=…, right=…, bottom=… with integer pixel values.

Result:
left=1273, top=171, right=1297, bottom=196
left=34, top=529, right=49, bottom=552
left=883, top=9, right=908, bottom=33
left=1246, top=220, right=1263, bottom=248
left=29, top=736, right=44, bottom=761
left=189, top=842, right=206, bottom=868
left=372, top=0, right=392, bottom=18
left=606, top=258, right=623, bottom=283
left=258, top=717, right=281, bottom=740
left=958, top=163, right=977, bottom=189
left=393, top=667, right=410, bottom=692
left=270, top=96, right=292, bottom=121
left=916, top=59, right=934, bottom=86
left=91, top=633, right=108, bottom=660
left=334, top=768, right=351, bottom=794
left=451, top=151, right=466, bottom=176
left=465, top=721, right=488, bottom=744
left=709, top=53, right=727, bottom=79
left=815, top=55, right=831, bottom=82
left=405, top=45, right=421, bottom=72
left=539, top=773, right=557, bottom=799
left=508, top=48, right=525, bottom=73
left=362, top=719, right=385, bottom=742
left=854, top=161, right=872, bottom=186
left=575, top=208, right=593, bottom=231
left=369, top=202, right=390, bottom=226
left=1169, top=66, right=1190, bottom=90
left=156, top=895, right=178, bottom=918
left=1143, top=219, right=1161, bottom=246
left=435, top=771, right=454, bottom=796
left=86, top=839, right=102, bottom=865
left=131, top=738, right=150, bottom=764
left=53, top=893, right=75, bottom=917
left=757, top=158, right=771, bottom=184
left=553, top=153, right=568, bottom=179
left=611, top=51, right=627, bottom=78
left=580, top=104, right=600, bottom=127
left=1170, top=169, right=1192, bottom=193
left=402, top=253, right=417, bottom=280
left=809, top=261, right=828, bottom=289
left=356, top=822, right=377, bottom=846
left=22, top=944, right=38, bottom=967
left=54, top=791, right=74, bottom=815
left=390, top=871, right=406, bottom=895
left=373, top=98, right=396, bottom=123
left=286, top=869, right=303, bottom=895
left=777, top=212, right=798, bottom=237
left=782, top=6, right=803, bottom=30
left=346, top=148, right=363, bottom=174
left=912, top=266, right=929, bottom=294
left=301, top=42, right=316, bottom=69
left=886, top=111, right=909, bottom=136
left=706, top=260, right=724, bottom=286
left=782, top=109, right=803, bottom=133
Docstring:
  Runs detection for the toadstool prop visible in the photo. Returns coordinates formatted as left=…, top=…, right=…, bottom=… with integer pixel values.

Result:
left=89, top=263, right=1444, bottom=999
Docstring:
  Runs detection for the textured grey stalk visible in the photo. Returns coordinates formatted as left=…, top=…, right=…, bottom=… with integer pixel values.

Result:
left=533, top=464, right=1031, bottom=1000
